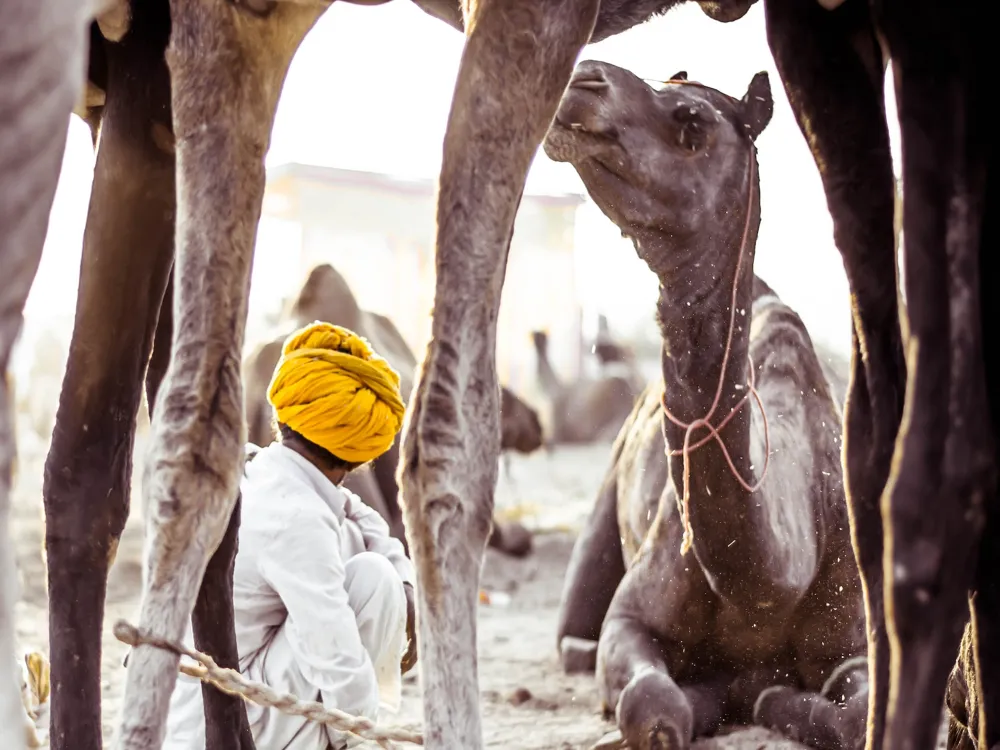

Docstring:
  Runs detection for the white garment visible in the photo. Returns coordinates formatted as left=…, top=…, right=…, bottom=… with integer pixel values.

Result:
left=162, top=442, right=415, bottom=750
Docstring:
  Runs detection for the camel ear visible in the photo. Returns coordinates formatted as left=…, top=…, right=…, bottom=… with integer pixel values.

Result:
left=739, top=71, right=773, bottom=141
left=670, top=70, right=688, bottom=81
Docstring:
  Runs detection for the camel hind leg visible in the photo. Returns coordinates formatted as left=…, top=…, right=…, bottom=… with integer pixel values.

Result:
left=397, top=0, right=597, bottom=746
left=114, top=2, right=323, bottom=747
left=557, top=443, right=626, bottom=670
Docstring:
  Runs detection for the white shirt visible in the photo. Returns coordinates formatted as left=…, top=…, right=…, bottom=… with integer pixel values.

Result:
left=163, top=442, right=415, bottom=749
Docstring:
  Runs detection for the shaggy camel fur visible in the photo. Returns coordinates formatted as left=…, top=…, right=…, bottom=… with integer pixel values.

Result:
left=530, top=329, right=641, bottom=444
left=551, top=62, right=866, bottom=749
left=243, top=263, right=543, bottom=557
left=0, top=0, right=990, bottom=749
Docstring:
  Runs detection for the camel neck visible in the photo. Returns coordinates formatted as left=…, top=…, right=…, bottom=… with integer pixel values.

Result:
left=642, top=188, right=790, bottom=606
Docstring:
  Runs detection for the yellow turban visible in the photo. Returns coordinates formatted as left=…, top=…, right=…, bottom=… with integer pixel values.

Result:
left=267, top=322, right=406, bottom=464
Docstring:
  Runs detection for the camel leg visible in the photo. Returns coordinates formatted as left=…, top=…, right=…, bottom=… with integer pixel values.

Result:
left=955, top=114, right=1000, bottom=750
left=875, top=5, right=992, bottom=747
left=755, top=686, right=867, bottom=750
left=0, top=2, right=86, bottom=747
left=396, top=1, right=597, bottom=746
left=763, top=2, right=904, bottom=747
left=597, top=614, right=695, bottom=750
left=753, top=658, right=869, bottom=750
left=192, top=495, right=254, bottom=750
left=40, top=9, right=177, bottom=750
left=113, top=3, right=322, bottom=747
left=556, top=451, right=626, bottom=662
left=145, top=272, right=256, bottom=750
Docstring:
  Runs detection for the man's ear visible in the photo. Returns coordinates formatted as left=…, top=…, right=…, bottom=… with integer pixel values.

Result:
left=740, top=71, right=773, bottom=141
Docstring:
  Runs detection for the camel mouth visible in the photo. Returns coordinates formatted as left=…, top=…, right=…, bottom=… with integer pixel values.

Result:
left=544, top=117, right=617, bottom=164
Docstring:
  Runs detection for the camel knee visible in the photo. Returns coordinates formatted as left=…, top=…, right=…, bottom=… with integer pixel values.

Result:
left=615, top=668, right=693, bottom=750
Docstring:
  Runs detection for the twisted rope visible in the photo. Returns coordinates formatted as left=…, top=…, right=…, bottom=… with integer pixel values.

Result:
left=112, top=620, right=423, bottom=749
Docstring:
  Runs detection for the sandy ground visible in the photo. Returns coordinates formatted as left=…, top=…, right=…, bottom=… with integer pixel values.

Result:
left=11, top=434, right=812, bottom=749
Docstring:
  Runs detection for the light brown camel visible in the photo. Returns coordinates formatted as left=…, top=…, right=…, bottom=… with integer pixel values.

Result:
left=530, top=329, right=641, bottom=444
left=550, top=61, right=866, bottom=749
left=243, top=263, right=543, bottom=557
left=0, top=2, right=991, bottom=750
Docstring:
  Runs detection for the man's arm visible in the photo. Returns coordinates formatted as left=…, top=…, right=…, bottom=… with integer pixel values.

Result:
left=342, top=488, right=416, bottom=587
left=258, top=512, right=380, bottom=739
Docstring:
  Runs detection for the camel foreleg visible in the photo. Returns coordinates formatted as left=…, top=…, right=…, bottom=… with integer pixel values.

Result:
left=763, top=1, right=904, bottom=746
left=876, top=3, right=993, bottom=748
left=144, top=277, right=256, bottom=750
left=114, top=2, right=322, bottom=748
left=397, top=1, right=597, bottom=746
left=0, top=2, right=87, bottom=748
left=753, top=657, right=869, bottom=750
left=40, top=10, right=177, bottom=749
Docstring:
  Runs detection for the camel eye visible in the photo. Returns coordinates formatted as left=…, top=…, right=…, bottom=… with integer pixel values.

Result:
left=673, top=104, right=709, bottom=152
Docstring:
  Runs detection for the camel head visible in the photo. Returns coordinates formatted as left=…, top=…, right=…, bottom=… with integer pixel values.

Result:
left=500, top=386, right=544, bottom=454
left=544, top=60, right=772, bottom=277
left=286, top=263, right=362, bottom=331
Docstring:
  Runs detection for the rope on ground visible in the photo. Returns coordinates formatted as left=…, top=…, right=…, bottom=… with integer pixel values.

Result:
left=112, top=620, right=423, bottom=749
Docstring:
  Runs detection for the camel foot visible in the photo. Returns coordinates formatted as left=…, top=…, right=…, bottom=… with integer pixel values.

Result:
left=560, top=635, right=598, bottom=674
left=617, top=669, right=692, bottom=750
left=489, top=520, right=533, bottom=557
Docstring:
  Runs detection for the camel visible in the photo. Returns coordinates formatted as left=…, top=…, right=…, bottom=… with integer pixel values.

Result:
left=549, top=61, right=866, bottom=749
left=243, top=263, right=543, bottom=557
left=530, top=329, right=641, bottom=444
left=0, top=1, right=990, bottom=750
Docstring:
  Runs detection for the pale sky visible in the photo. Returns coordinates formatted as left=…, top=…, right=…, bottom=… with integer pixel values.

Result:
left=24, top=1, right=901, bottom=374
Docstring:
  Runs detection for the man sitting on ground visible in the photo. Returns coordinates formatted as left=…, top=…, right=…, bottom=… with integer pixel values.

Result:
left=163, top=322, right=416, bottom=750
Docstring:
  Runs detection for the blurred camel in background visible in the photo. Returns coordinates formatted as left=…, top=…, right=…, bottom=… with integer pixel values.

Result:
left=530, top=329, right=640, bottom=446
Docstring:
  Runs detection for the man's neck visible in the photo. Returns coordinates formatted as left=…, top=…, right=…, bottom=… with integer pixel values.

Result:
left=282, top=440, right=349, bottom=485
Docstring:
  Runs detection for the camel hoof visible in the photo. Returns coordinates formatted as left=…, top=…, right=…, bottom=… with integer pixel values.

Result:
left=560, top=635, right=598, bottom=674
left=617, top=669, right=692, bottom=750
left=491, top=521, right=533, bottom=557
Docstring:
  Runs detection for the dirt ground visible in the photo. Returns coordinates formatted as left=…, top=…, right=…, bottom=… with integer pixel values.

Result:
left=10, top=435, right=814, bottom=749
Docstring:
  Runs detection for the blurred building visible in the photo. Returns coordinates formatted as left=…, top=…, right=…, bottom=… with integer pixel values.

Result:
left=254, top=162, right=586, bottom=394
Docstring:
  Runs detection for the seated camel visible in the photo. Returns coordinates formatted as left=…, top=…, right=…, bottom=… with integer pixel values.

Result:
left=549, top=62, right=867, bottom=750
left=244, top=263, right=543, bottom=557
left=530, top=329, right=641, bottom=445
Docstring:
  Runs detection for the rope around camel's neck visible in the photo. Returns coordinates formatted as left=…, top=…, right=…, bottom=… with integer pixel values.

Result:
left=660, top=150, right=772, bottom=556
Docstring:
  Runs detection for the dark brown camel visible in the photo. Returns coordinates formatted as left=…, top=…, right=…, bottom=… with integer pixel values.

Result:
left=243, top=263, right=543, bottom=557
left=530, top=329, right=640, bottom=444
left=0, top=1, right=990, bottom=749
left=550, top=62, right=866, bottom=749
